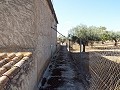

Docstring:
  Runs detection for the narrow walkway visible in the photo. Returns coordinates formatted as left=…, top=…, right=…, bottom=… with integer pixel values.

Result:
left=39, top=46, right=85, bottom=90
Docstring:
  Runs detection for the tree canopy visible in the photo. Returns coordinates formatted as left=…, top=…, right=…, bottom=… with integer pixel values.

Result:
left=68, top=24, right=120, bottom=52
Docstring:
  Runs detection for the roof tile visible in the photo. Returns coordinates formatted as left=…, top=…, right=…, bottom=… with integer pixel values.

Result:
left=0, top=59, right=8, bottom=67
left=2, top=67, right=20, bottom=79
left=0, top=76, right=9, bottom=88
left=0, top=53, right=7, bottom=60
left=16, top=53, right=24, bottom=59
left=13, top=56, right=29, bottom=68
left=11, top=57, right=21, bottom=63
left=0, top=68, right=7, bottom=76
left=23, top=52, right=32, bottom=57
left=7, top=53, right=16, bottom=59
left=2, top=61, right=14, bottom=70
left=0, top=52, right=32, bottom=88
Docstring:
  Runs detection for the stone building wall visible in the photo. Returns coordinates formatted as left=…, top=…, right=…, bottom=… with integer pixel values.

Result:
left=0, top=0, right=58, bottom=90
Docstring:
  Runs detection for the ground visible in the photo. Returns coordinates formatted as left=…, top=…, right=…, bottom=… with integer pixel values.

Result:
left=38, top=41, right=120, bottom=90
left=71, top=41, right=120, bottom=89
left=38, top=46, right=86, bottom=90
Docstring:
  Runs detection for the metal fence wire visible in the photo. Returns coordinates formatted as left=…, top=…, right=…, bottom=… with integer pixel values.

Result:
left=55, top=27, right=120, bottom=90
left=88, top=46, right=120, bottom=90
left=71, top=42, right=120, bottom=90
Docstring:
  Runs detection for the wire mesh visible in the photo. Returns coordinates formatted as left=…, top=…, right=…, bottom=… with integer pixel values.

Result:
left=89, top=42, right=120, bottom=90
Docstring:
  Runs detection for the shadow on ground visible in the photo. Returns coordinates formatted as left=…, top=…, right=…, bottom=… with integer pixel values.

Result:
left=39, top=46, right=86, bottom=90
left=38, top=46, right=120, bottom=90
left=70, top=52, right=91, bottom=89
left=71, top=50, right=120, bottom=90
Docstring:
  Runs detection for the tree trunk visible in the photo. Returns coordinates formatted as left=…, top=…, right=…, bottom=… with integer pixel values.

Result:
left=114, top=41, right=117, bottom=46
left=90, top=41, right=94, bottom=47
left=86, top=42, right=89, bottom=46
left=83, top=44, right=85, bottom=52
left=102, top=41, right=104, bottom=44
left=114, top=39, right=117, bottom=46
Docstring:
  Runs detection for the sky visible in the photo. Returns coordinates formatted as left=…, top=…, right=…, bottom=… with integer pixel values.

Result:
left=52, top=0, right=120, bottom=36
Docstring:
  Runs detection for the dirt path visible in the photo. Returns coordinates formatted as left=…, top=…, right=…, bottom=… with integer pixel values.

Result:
left=38, top=46, right=86, bottom=90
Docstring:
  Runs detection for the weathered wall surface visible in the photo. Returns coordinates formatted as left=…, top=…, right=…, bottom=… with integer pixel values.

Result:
left=0, top=0, right=57, bottom=90
left=34, top=0, right=57, bottom=82
left=0, top=0, right=36, bottom=48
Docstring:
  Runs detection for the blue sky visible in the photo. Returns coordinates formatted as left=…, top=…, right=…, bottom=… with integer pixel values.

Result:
left=53, top=0, right=120, bottom=36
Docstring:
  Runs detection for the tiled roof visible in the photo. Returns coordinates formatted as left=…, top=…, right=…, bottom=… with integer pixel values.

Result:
left=0, top=52, right=32, bottom=89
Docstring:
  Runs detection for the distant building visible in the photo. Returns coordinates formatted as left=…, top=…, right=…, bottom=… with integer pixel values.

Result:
left=0, top=0, right=58, bottom=90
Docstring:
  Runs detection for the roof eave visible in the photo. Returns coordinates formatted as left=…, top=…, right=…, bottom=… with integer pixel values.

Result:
left=47, top=0, right=58, bottom=24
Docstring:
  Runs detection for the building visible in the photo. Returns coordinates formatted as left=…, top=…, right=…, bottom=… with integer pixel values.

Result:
left=0, top=0, right=58, bottom=90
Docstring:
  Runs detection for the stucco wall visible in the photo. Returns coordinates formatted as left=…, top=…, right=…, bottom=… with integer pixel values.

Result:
left=34, top=0, right=57, bottom=82
left=0, top=0, right=57, bottom=90
left=0, top=0, right=36, bottom=48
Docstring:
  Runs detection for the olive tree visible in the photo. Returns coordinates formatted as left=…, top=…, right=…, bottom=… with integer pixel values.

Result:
left=69, top=24, right=104, bottom=52
left=109, top=31, right=120, bottom=46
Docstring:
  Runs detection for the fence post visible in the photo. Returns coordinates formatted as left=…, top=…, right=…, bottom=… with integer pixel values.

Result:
left=80, top=38, right=82, bottom=60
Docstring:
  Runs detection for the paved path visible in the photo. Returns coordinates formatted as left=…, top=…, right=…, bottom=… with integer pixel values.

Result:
left=39, top=46, right=85, bottom=90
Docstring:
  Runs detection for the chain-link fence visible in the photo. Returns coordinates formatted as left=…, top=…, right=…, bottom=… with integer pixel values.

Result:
left=89, top=52, right=120, bottom=90
left=89, top=48, right=120, bottom=90
left=71, top=42, right=120, bottom=90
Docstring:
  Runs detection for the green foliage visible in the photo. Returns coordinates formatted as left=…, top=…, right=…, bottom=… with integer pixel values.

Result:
left=69, top=25, right=107, bottom=45
left=108, top=31, right=120, bottom=46
left=109, top=31, right=120, bottom=40
left=69, top=24, right=120, bottom=47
